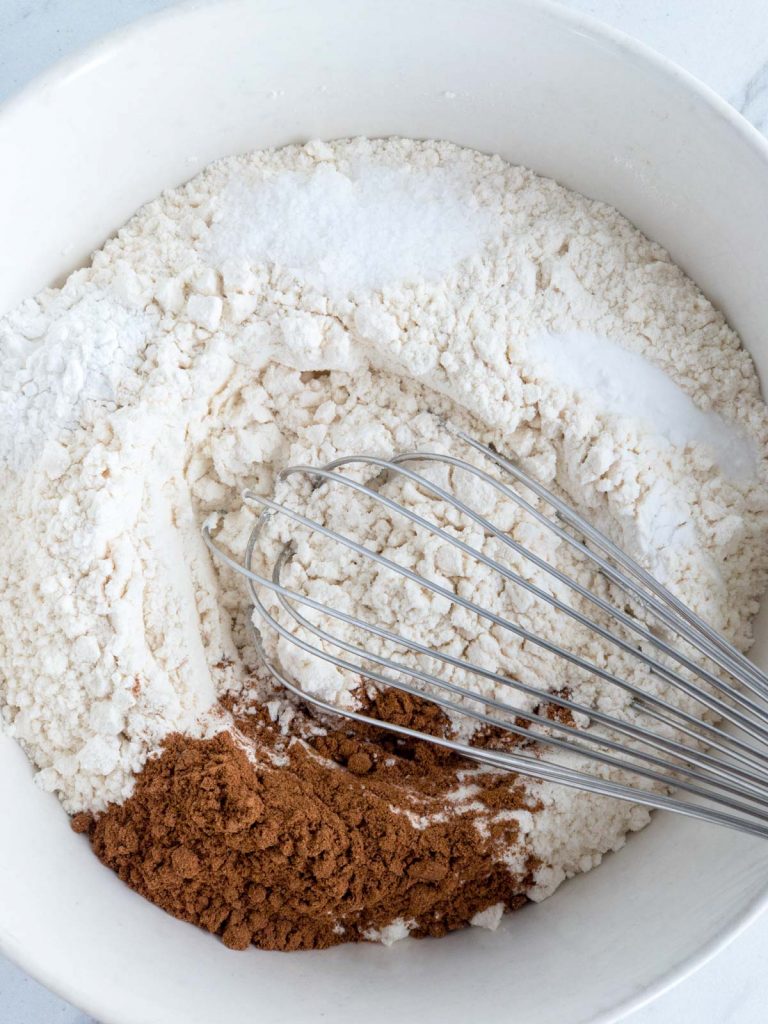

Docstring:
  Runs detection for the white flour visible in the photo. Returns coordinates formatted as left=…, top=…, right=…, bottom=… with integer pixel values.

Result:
left=1, top=138, right=767, bottom=908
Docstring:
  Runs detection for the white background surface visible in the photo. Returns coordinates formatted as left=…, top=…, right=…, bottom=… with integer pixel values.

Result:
left=2, top=1, right=768, bottom=1021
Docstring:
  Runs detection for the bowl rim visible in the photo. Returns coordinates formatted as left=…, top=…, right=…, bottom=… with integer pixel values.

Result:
left=2, top=1, right=768, bottom=1021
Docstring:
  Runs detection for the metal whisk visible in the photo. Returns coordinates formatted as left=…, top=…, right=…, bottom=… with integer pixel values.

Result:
left=203, top=426, right=768, bottom=838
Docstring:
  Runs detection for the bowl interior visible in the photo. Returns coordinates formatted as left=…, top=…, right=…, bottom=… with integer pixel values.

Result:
left=2, top=2, right=768, bottom=1023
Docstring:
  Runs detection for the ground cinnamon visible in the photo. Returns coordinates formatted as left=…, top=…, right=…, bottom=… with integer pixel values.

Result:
left=73, top=691, right=541, bottom=951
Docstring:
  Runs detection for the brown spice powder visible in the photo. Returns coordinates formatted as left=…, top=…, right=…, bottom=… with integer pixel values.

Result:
left=73, top=692, right=541, bottom=952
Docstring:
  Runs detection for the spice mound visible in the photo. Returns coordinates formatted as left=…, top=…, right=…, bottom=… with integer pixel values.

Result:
left=76, top=695, right=538, bottom=950
left=2, top=136, right=767, bottom=951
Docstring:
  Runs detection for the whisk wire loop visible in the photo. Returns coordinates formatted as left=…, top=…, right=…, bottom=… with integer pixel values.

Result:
left=202, top=431, right=768, bottom=839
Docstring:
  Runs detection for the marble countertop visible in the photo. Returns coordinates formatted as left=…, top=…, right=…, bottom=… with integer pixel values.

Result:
left=2, top=1, right=768, bottom=1021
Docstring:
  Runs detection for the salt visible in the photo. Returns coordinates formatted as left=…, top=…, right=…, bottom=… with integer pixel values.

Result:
left=207, top=161, right=496, bottom=297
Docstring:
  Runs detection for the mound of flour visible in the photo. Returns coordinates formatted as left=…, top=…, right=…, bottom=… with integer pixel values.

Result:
left=1, top=137, right=767, bottom=901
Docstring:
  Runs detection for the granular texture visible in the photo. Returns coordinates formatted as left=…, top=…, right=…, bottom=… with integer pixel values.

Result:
left=79, top=693, right=539, bottom=950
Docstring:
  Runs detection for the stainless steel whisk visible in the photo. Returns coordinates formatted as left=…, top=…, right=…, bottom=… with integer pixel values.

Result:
left=203, top=426, right=768, bottom=838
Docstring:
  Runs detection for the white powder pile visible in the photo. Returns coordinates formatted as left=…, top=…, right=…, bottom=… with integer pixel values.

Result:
left=1, top=137, right=767, bottom=913
left=0, top=287, right=155, bottom=471
left=207, top=155, right=496, bottom=296
left=527, top=329, right=758, bottom=480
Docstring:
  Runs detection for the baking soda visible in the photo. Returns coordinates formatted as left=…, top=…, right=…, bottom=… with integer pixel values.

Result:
left=526, top=329, right=757, bottom=479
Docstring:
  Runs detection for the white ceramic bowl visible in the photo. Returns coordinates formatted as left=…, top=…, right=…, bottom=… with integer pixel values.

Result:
left=2, top=2, right=768, bottom=1021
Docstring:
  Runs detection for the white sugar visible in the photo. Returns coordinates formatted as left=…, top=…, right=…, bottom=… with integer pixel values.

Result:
left=527, top=330, right=757, bottom=480
left=207, top=161, right=495, bottom=296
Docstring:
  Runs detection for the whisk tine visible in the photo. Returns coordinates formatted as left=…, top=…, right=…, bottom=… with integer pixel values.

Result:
left=289, top=458, right=768, bottom=728
left=210, top=522, right=768, bottom=806
left=202, top=429, right=768, bottom=839
left=244, top=484, right=768, bottom=749
left=453, top=428, right=768, bottom=697
left=270, top=586, right=768, bottom=809
left=254, top=638, right=768, bottom=840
